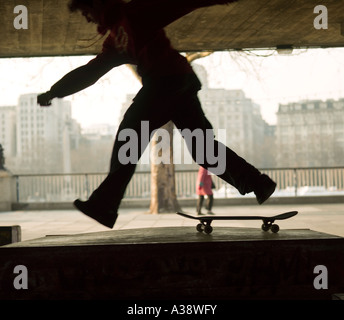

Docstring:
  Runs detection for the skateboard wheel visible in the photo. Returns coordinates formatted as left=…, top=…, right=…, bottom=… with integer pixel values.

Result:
left=261, top=224, right=270, bottom=232
left=196, top=223, right=204, bottom=233
left=271, top=224, right=280, bottom=233
left=204, top=225, right=213, bottom=234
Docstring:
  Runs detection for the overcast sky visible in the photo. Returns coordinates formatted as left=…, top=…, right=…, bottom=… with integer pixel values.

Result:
left=1, top=48, right=344, bottom=127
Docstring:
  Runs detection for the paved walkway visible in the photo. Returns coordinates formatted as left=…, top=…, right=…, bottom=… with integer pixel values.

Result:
left=0, top=203, right=344, bottom=241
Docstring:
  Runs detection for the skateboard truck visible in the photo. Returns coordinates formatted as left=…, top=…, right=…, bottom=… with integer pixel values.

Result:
left=261, top=218, right=279, bottom=233
left=196, top=220, right=213, bottom=234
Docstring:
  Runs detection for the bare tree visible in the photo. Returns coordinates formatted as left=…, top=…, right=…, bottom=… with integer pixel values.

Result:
left=149, top=120, right=180, bottom=213
left=126, top=65, right=180, bottom=213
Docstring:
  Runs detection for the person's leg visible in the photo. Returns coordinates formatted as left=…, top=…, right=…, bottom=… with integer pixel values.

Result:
left=172, top=92, right=276, bottom=203
left=205, top=195, right=214, bottom=214
left=75, top=87, right=173, bottom=227
left=196, top=195, right=204, bottom=215
left=91, top=94, right=173, bottom=203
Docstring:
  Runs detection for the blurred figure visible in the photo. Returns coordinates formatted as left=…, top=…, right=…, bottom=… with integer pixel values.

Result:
left=196, top=166, right=215, bottom=215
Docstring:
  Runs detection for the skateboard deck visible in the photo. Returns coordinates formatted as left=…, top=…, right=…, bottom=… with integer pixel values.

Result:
left=177, top=211, right=298, bottom=234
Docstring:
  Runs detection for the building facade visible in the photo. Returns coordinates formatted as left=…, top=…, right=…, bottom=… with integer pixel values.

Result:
left=276, top=99, right=344, bottom=167
left=194, top=64, right=269, bottom=167
left=0, top=94, right=81, bottom=173
left=0, top=106, right=16, bottom=157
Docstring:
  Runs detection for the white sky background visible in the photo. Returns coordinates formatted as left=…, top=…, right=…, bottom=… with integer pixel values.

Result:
left=1, top=48, right=344, bottom=127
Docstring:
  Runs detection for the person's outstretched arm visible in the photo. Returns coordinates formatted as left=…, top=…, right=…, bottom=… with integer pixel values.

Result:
left=37, top=52, right=118, bottom=106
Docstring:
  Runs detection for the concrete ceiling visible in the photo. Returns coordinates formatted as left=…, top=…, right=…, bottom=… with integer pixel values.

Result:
left=1, top=0, right=344, bottom=58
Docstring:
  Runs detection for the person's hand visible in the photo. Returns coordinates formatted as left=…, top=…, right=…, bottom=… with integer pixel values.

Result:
left=37, top=91, right=53, bottom=107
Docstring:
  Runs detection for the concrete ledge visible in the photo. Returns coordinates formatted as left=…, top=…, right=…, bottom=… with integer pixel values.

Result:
left=0, top=227, right=343, bottom=300
left=332, top=293, right=344, bottom=300
left=11, top=195, right=344, bottom=211
left=0, top=226, right=21, bottom=246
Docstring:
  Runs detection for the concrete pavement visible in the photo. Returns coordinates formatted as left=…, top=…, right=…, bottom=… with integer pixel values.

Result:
left=0, top=203, right=344, bottom=242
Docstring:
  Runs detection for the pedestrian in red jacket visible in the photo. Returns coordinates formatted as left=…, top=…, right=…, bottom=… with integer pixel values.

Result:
left=37, top=0, right=276, bottom=228
left=196, top=167, right=215, bottom=215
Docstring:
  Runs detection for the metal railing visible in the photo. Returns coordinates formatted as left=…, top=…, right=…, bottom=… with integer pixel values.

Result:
left=13, top=167, right=344, bottom=203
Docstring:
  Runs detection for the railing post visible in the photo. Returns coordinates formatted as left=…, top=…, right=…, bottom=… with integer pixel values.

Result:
left=0, top=170, right=17, bottom=211
left=293, top=168, right=298, bottom=197
left=15, top=176, right=20, bottom=202
left=85, top=174, right=89, bottom=199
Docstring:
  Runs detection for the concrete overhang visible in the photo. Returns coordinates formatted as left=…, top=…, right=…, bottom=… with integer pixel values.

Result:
left=1, top=0, right=344, bottom=58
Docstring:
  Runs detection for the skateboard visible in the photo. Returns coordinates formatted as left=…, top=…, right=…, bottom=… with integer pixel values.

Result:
left=177, top=211, right=298, bottom=234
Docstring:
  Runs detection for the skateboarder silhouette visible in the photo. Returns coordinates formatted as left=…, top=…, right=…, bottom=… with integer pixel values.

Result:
left=37, top=0, right=276, bottom=228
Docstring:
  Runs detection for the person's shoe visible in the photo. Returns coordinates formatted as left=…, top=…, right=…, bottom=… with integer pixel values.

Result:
left=254, top=174, right=276, bottom=205
left=73, top=199, right=118, bottom=228
left=207, top=211, right=215, bottom=215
